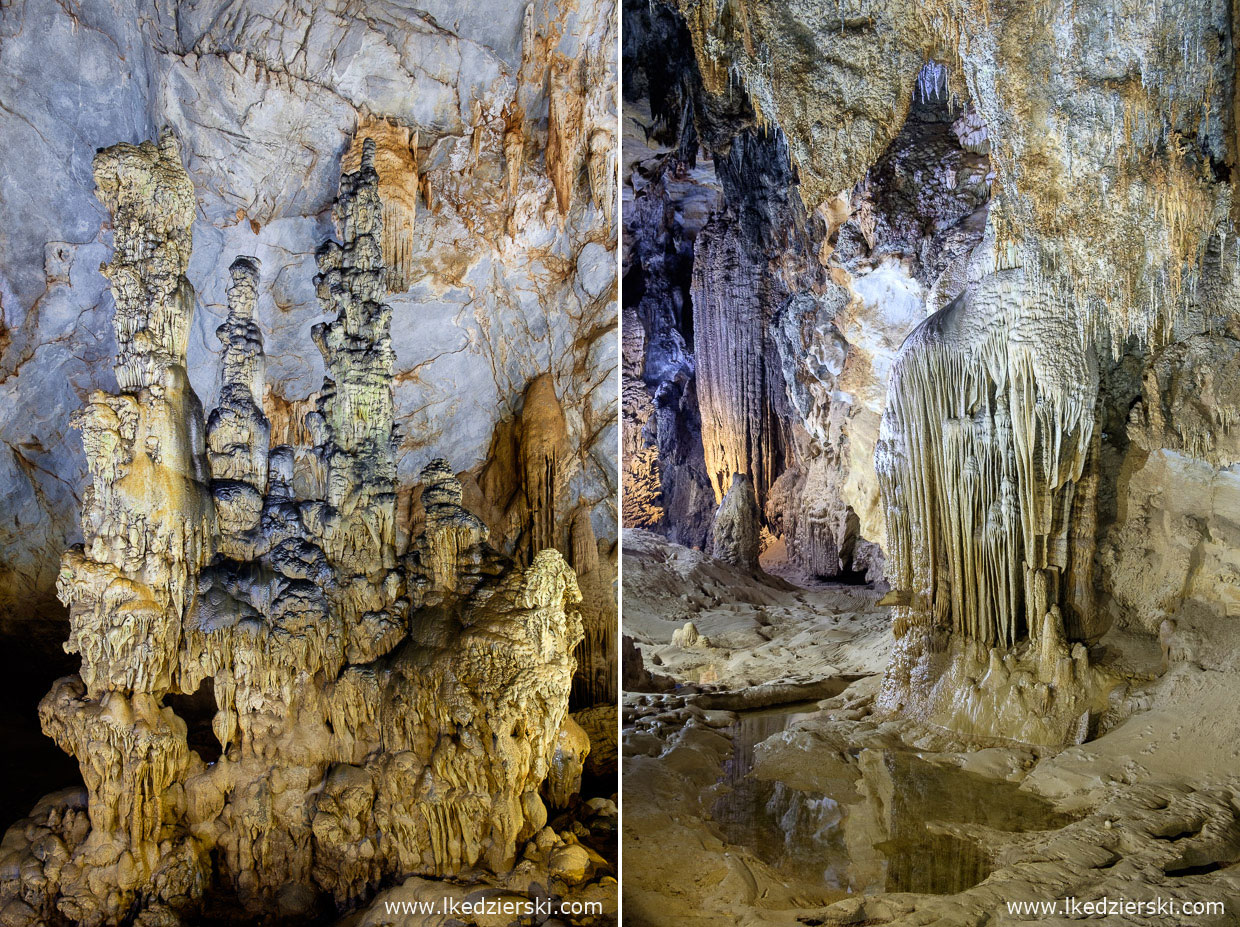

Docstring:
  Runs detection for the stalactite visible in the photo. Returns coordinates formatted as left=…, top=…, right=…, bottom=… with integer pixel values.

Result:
left=519, top=373, right=572, bottom=559
left=568, top=509, right=616, bottom=708
left=875, top=250, right=1116, bottom=743
left=342, top=116, right=420, bottom=293
left=547, top=55, right=586, bottom=216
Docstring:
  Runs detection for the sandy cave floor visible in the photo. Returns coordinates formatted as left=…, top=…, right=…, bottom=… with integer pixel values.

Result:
left=621, top=531, right=1240, bottom=926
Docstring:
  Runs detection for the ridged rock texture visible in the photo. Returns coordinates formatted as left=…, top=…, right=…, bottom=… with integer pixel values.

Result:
left=0, top=133, right=604, bottom=926
left=709, top=473, right=760, bottom=571
left=622, top=0, right=1240, bottom=744
left=0, top=0, right=618, bottom=846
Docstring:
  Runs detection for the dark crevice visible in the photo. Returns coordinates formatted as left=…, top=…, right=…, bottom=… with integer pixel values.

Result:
left=0, top=627, right=83, bottom=834
left=166, top=677, right=222, bottom=765
left=1152, top=822, right=1205, bottom=841
left=1164, top=859, right=1235, bottom=877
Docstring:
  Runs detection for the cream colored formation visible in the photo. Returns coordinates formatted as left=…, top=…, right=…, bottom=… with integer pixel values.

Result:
left=874, top=254, right=1116, bottom=745
left=0, top=131, right=597, bottom=926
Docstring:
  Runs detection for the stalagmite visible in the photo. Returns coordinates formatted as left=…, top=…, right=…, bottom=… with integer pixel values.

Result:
left=2, top=130, right=593, bottom=925
left=710, top=472, right=761, bottom=570
left=41, top=129, right=216, bottom=925
left=406, top=459, right=493, bottom=604
left=306, top=137, right=407, bottom=665
left=310, top=138, right=399, bottom=574
left=207, top=257, right=270, bottom=557
left=341, top=116, right=420, bottom=293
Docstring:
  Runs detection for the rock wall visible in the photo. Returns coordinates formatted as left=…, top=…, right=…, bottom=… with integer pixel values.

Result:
left=619, top=4, right=720, bottom=547
left=622, top=1, right=992, bottom=582
left=1100, top=329, right=1240, bottom=667
left=622, top=0, right=1240, bottom=744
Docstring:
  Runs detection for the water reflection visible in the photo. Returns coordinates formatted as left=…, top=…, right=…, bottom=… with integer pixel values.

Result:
left=710, top=701, right=1075, bottom=896
left=711, top=704, right=853, bottom=890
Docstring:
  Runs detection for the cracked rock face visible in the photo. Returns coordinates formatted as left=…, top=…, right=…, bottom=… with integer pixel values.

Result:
left=1, top=131, right=606, bottom=926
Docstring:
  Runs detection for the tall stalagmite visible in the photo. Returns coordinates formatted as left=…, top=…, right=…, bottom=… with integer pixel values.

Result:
left=1, top=130, right=589, bottom=927
left=207, top=256, right=270, bottom=557
left=44, top=129, right=215, bottom=926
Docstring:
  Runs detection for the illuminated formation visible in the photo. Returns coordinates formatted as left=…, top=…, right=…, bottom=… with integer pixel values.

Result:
left=874, top=242, right=1111, bottom=744
left=5, top=131, right=592, bottom=925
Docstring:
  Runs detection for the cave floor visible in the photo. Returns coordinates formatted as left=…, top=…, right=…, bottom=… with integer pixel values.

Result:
left=621, top=529, right=893, bottom=690
left=622, top=533, right=1240, bottom=926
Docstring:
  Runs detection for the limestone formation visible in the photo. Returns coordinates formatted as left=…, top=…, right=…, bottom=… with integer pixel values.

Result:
left=709, top=473, right=760, bottom=570
left=207, top=257, right=270, bottom=556
left=1099, top=333, right=1240, bottom=643
left=61, top=130, right=215, bottom=701
left=0, top=131, right=599, bottom=926
left=0, top=0, right=619, bottom=724
left=871, top=248, right=1118, bottom=742
left=620, top=149, right=720, bottom=550
left=520, top=374, right=572, bottom=559
left=570, top=509, right=619, bottom=709
left=472, top=373, right=620, bottom=711
left=692, top=216, right=786, bottom=511
left=341, top=116, right=420, bottom=293
left=624, top=0, right=1238, bottom=740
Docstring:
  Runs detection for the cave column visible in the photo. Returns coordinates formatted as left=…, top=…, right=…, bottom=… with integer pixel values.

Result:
left=45, top=129, right=214, bottom=922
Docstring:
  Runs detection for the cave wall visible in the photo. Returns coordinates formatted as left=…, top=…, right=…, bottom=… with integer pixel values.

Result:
left=0, top=0, right=618, bottom=652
